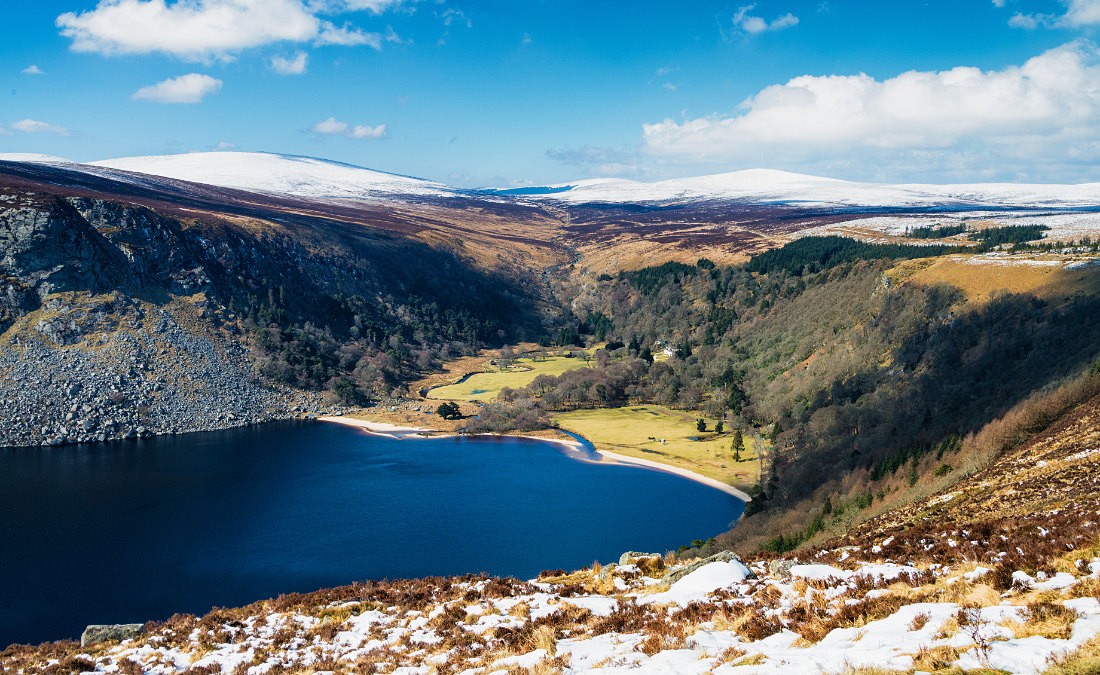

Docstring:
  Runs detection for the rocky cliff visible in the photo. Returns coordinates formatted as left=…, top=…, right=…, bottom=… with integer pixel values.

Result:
left=0, top=164, right=545, bottom=447
left=0, top=192, right=321, bottom=446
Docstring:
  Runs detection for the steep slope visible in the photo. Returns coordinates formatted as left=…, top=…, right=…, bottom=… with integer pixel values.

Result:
left=0, top=161, right=556, bottom=447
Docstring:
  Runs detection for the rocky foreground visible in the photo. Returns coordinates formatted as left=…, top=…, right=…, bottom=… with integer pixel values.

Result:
left=3, top=545, right=1099, bottom=675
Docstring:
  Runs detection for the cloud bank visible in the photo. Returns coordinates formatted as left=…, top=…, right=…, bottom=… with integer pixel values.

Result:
left=642, top=41, right=1100, bottom=180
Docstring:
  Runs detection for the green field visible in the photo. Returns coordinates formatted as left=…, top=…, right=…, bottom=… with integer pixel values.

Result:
left=552, top=405, right=761, bottom=488
left=426, top=354, right=592, bottom=402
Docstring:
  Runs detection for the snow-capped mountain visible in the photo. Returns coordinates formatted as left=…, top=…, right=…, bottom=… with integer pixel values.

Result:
left=502, top=168, right=1100, bottom=209
left=87, top=151, right=452, bottom=200
left=3, top=151, right=1100, bottom=210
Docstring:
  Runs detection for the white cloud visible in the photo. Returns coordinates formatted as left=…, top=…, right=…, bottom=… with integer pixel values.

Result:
left=132, top=73, right=223, bottom=103
left=21, top=65, right=44, bottom=75
left=311, top=116, right=387, bottom=139
left=733, top=4, right=799, bottom=34
left=1005, top=0, right=1100, bottom=29
left=1008, top=12, right=1044, bottom=29
left=58, top=0, right=320, bottom=60
left=641, top=41, right=1100, bottom=181
left=55, top=0, right=402, bottom=60
left=317, top=20, right=382, bottom=47
left=440, top=8, right=470, bottom=28
left=214, top=141, right=237, bottom=149
left=1066, top=0, right=1100, bottom=25
left=339, top=0, right=405, bottom=12
left=10, top=119, right=69, bottom=135
left=271, top=51, right=308, bottom=74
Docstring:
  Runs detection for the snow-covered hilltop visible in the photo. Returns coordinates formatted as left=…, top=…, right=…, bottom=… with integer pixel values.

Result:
left=3, top=151, right=1100, bottom=210
left=88, top=151, right=453, bottom=200
left=501, top=168, right=1100, bottom=210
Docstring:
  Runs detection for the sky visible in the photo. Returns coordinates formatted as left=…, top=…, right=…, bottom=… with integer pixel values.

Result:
left=2, top=0, right=1100, bottom=186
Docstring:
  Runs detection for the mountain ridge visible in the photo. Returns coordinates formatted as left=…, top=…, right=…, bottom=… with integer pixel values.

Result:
left=6, top=151, right=1100, bottom=210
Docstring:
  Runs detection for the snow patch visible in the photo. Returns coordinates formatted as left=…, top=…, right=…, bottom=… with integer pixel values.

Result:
left=639, top=560, right=752, bottom=606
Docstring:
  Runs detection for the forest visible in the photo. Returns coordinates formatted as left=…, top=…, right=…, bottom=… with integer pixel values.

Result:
left=468, top=237, right=1100, bottom=550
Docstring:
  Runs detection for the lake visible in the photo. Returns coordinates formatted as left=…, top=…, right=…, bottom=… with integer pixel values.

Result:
left=0, top=421, right=743, bottom=646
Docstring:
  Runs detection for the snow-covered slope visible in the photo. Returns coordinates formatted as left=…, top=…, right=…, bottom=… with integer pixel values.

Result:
left=5, top=150, right=1100, bottom=209
left=511, top=168, right=1100, bottom=209
left=89, top=151, right=452, bottom=200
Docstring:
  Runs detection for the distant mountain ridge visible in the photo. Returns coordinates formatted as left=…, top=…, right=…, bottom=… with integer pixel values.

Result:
left=4, top=151, right=1100, bottom=210
left=502, top=168, right=1100, bottom=209
left=89, top=151, right=452, bottom=200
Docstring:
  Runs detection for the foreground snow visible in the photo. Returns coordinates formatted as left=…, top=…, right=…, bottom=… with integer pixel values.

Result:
left=13, top=548, right=1099, bottom=675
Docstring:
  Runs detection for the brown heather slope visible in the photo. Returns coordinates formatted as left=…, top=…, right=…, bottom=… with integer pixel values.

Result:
left=0, top=161, right=572, bottom=276
left=823, top=388, right=1100, bottom=574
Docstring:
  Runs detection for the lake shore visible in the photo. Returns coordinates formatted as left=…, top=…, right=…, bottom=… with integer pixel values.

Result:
left=318, top=415, right=751, bottom=501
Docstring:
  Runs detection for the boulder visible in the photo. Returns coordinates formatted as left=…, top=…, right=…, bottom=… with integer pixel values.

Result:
left=663, top=550, right=754, bottom=585
left=618, top=551, right=661, bottom=566
left=768, top=558, right=798, bottom=579
left=80, top=623, right=144, bottom=647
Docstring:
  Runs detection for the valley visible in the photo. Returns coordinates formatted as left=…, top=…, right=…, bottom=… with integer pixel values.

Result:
left=3, top=152, right=1100, bottom=673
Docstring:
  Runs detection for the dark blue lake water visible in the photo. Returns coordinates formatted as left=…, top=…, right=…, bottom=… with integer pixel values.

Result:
left=0, top=421, right=743, bottom=646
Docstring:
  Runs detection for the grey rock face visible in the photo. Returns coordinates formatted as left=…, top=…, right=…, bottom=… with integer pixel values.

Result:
left=0, top=197, right=325, bottom=447
left=80, top=623, right=145, bottom=647
left=768, top=558, right=798, bottom=579
left=618, top=551, right=662, bottom=566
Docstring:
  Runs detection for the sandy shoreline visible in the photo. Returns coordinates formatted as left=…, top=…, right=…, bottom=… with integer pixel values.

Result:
left=319, top=416, right=431, bottom=435
left=318, top=416, right=752, bottom=501
left=593, top=449, right=753, bottom=501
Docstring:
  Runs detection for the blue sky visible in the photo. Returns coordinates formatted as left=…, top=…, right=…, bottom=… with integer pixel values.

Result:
left=2, top=0, right=1099, bottom=185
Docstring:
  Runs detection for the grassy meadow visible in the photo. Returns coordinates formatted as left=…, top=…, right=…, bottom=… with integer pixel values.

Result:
left=551, top=405, right=761, bottom=489
left=888, top=254, right=1100, bottom=304
left=426, top=353, right=593, bottom=402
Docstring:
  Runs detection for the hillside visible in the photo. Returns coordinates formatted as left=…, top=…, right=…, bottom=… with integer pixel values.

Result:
left=0, top=160, right=560, bottom=446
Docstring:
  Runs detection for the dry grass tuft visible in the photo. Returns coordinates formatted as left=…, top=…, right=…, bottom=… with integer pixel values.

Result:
left=1009, top=601, right=1080, bottom=640
left=731, top=652, right=767, bottom=667
left=1044, top=634, right=1100, bottom=675
left=962, top=584, right=1002, bottom=608
left=635, top=622, right=687, bottom=656
left=712, top=645, right=748, bottom=666
left=1069, top=576, right=1100, bottom=601
left=528, top=624, right=558, bottom=657
left=908, top=611, right=931, bottom=631
left=729, top=606, right=783, bottom=642
left=912, top=644, right=961, bottom=671
left=935, top=616, right=960, bottom=640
